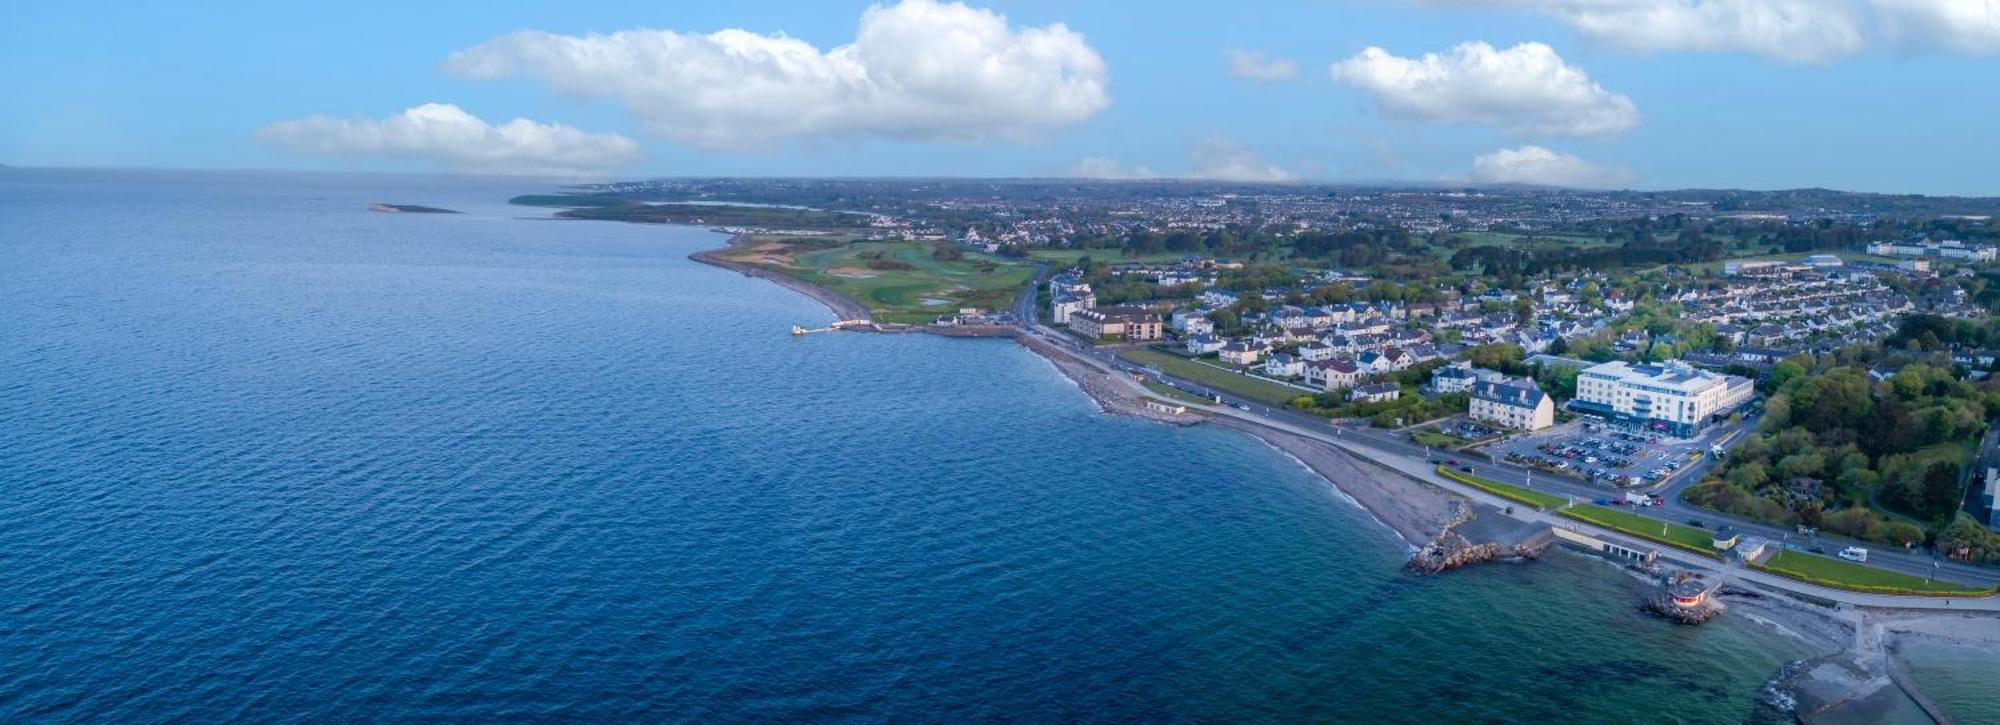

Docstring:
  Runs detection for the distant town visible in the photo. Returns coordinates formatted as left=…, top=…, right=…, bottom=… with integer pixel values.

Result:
left=523, top=179, right=2000, bottom=602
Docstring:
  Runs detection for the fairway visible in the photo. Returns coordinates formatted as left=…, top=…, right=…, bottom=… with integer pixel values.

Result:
left=1117, top=348, right=1307, bottom=406
left=1754, top=550, right=1995, bottom=596
left=720, top=239, right=1034, bottom=324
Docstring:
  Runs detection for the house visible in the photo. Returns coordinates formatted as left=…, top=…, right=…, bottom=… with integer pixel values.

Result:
left=1264, top=353, right=1305, bottom=378
left=1069, top=306, right=1164, bottom=341
left=1050, top=291, right=1095, bottom=324
left=1469, top=379, right=1555, bottom=431
left=1430, top=361, right=1504, bottom=394
left=1305, top=359, right=1362, bottom=392
left=1349, top=382, right=1401, bottom=404
left=1299, top=342, right=1338, bottom=362
left=1219, top=341, right=1264, bottom=366
left=1185, top=333, right=1224, bottom=355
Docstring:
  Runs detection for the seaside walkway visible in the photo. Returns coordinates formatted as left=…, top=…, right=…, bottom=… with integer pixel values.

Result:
left=1030, top=325, right=2000, bottom=612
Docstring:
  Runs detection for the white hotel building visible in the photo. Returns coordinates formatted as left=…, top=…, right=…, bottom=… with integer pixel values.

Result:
left=1571, top=361, right=1754, bottom=437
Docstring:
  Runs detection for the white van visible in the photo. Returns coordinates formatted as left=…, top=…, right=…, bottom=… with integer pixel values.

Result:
left=1838, top=546, right=1869, bottom=563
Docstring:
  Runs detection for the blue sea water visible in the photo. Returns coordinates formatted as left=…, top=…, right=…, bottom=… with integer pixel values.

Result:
left=1, top=169, right=1816, bottom=722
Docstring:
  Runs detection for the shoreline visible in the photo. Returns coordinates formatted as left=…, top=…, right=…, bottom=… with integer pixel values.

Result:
left=689, top=234, right=873, bottom=321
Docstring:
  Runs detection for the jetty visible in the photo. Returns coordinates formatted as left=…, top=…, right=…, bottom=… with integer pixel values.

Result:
left=791, top=320, right=875, bottom=335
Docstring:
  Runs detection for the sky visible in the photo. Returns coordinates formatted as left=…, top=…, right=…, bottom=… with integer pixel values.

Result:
left=5, top=0, right=2000, bottom=194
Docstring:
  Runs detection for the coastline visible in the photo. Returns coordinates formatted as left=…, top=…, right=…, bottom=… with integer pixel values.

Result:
left=689, top=234, right=873, bottom=321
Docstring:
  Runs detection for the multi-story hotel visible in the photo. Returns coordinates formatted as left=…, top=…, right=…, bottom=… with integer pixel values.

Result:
left=1571, top=361, right=1753, bottom=437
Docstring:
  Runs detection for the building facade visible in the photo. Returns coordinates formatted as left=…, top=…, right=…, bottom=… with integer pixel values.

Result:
left=1572, top=360, right=1753, bottom=437
left=1469, top=379, right=1555, bottom=431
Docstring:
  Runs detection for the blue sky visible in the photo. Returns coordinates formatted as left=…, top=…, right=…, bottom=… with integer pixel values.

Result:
left=4, top=0, right=1999, bottom=194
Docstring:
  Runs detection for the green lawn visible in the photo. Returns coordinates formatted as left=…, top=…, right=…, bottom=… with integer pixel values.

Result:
left=1143, top=381, right=1215, bottom=406
left=1755, top=550, right=1995, bottom=597
left=1411, top=430, right=1466, bottom=450
left=1560, top=505, right=1722, bottom=559
left=1435, top=466, right=1568, bottom=510
left=1117, top=348, right=1307, bottom=406
left=722, top=240, right=1034, bottom=324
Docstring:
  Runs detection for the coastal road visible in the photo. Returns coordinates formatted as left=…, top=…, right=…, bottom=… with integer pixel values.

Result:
left=1040, top=330, right=2000, bottom=589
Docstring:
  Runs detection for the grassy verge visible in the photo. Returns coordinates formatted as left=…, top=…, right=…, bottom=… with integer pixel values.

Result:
left=1434, top=466, right=1568, bottom=511
left=1752, top=550, right=1996, bottom=597
left=1560, top=505, right=1723, bottom=559
left=1117, top=348, right=1305, bottom=406
left=1411, top=430, right=1466, bottom=450
left=1143, top=381, right=1214, bottom=406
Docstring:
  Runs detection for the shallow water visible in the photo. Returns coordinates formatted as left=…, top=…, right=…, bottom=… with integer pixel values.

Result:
left=2, top=169, right=1820, bottom=721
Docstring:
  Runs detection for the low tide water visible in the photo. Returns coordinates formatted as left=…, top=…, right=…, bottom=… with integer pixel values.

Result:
left=2, top=169, right=1820, bottom=721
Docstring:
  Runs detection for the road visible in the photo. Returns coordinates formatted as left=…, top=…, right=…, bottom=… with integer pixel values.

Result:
left=1030, top=327, right=2000, bottom=590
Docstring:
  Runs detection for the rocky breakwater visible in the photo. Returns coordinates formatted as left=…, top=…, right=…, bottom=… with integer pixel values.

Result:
left=1406, top=502, right=1546, bottom=574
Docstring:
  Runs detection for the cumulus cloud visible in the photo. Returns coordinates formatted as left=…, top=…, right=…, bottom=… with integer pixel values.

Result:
left=1469, top=145, right=1638, bottom=188
left=1066, top=156, right=1158, bottom=179
left=1063, top=137, right=1296, bottom=182
left=1874, top=0, right=2000, bottom=54
left=444, top=0, right=1109, bottom=150
left=1425, top=1, right=2000, bottom=61
left=1329, top=41, right=1639, bottom=138
left=256, top=103, right=642, bottom=177
left=1225, top=49, right=1299, bottom=81
left=1189, top=136, right=1298, bottom=181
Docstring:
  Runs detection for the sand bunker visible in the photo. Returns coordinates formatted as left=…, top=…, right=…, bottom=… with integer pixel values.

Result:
left=827, top=267, right=880, bottom=278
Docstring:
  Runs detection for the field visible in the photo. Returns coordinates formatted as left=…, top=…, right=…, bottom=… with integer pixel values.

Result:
left=1117, top=348, right=1307, bottom=406
left=717, top=240, right=1034, bottom=324
left=1560, top=505, right=1722, bottom=559
left=1754, top=550, right=1996, bottom=596
left=1435, top=466, right=1568, bottom=510
left=1143, top=381, right=1215, bottom=406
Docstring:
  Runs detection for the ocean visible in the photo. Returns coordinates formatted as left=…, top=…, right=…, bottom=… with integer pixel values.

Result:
left=0, top=169, right=1852, bottom=721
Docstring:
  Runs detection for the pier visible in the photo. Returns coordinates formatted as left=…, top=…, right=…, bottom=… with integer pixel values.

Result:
left=791, top=320, right=874, bottom=335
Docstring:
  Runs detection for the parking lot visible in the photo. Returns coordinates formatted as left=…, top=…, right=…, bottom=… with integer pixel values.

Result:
left=1492, top=423, right=1715, bottom=488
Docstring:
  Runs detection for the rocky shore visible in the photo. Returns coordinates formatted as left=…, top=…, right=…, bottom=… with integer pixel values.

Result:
left=689, top=236, right=873, bottom=321
left=1209, top=416, right=1462, bottom=545
left=1017, top=335, right=1201, bottom=426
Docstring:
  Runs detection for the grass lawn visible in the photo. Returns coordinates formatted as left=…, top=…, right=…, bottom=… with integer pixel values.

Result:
left=1411, top=430, right=1466, bottom=450
left=1143, top=381, right=1215, bottom=406
left=720, top=240, right=1034, bottom=324
left=1560, top=505, right=1722, bottom=559
left=1435, top=466, right=1568, bottom=510
left=1755, top=550, right=1995, bottom=597
left=1117, top=348, right=1307, bottom=407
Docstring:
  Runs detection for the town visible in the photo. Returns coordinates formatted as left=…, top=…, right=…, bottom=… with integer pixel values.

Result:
left=538, top=178, right=2000, bottom=601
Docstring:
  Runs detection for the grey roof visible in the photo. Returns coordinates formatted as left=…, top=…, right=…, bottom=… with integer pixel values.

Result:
left=1471, top=380, right=1546, bottom=409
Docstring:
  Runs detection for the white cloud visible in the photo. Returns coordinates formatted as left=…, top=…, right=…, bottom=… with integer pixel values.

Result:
left=1062, top=137, right=1296, bottom=182
left=444, top=0, right=1109, bottom=150
left=1427, top=1, right=2000, bottom=61
left=1066, top=156, right=1158, bottom=179
left=1432, top=1, right=1866, bottom=63
left=1469, top=145, right=1638, bottom=187
left=1189, top=136, right=1299, bottom=181
left=1874, top=0, right=2000, bottom=54
left=1225, top=49, right=1299, bottom=81
left=1329, top=42, right=1639, bottom=138
left=255, top=103, right=642, bottom=177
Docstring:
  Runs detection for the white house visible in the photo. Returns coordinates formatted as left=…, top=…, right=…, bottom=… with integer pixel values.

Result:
left=1349, top=382, right=1401, bottom=404
left=1185, top=333, right=1225, bottom=355
left=1469, top=379, right=1555, bottom=431
left=1220, top=341, right=1264, bottom=366
left=1264, top=353, right=1305, bottom=378
left=1305, top=359, right=1362, bottom=392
